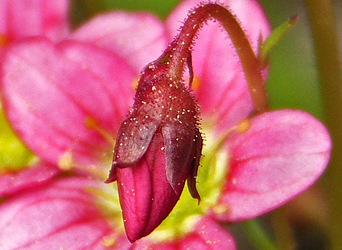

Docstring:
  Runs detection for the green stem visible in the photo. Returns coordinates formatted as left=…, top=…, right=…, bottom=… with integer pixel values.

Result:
left=303, top=1, right=342, bottom=249
left=243, top=219, right=278, bottom=250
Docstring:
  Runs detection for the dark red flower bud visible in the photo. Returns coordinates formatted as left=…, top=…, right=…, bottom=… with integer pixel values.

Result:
left=105, top=38, right=203, bottom=242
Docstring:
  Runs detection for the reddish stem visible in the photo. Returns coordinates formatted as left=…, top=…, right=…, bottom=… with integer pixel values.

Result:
left=164, top=3, right=267, bottom=113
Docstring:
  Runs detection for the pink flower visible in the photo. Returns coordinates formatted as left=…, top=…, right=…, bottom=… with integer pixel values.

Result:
left=0, top=0, right=331, bottom=249
left=0, top=0, right=70, bottom=195
left=0, top=176, right=131, bottom=250
left=0, top=0, right=69, bottom=46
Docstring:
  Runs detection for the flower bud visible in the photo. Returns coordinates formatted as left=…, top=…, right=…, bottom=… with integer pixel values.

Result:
left=106, top=49, right=203, bottom=242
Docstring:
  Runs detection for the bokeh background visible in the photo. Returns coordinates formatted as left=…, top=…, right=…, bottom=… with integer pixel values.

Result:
left=69, top=1, right=342, bottom=249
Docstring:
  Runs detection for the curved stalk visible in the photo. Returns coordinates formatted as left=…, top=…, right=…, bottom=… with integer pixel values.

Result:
left=163, top=3, right=267, bottom=113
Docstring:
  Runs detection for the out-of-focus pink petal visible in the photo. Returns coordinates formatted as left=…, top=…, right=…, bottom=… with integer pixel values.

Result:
left=166, top=0, right=270, bottom=129
left=0, top=163, right=59, bottom=197
left=71, top=12, right=168, bottom=73
left=133, top=216, right=236, bottom=249
left=213, top=110, right=331, bottom=221
left=116, top=132, right=183, bottom=242
left=0, top=38, right=135, bottom=168
left=0, top=0, right=69, bottom=42
left=0, top=177, right=131, bottom=250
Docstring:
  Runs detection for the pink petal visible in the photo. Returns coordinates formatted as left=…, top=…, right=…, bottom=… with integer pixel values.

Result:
left=166, top=0, right=270, bottom=128
left=0, top=0, right=69, bottom=42
left=213, top=110, right=331, bottom=221
left=0, top=163, right=59, bottom=197
left=71, top=12, right=168, bottom=73
left=1, top=38, right=135, bottom=168
left=133, top=216, right=236, bottom=249
left=0, top=177, right=131, bottom=250
left=116, top=132, right=183, bottom=242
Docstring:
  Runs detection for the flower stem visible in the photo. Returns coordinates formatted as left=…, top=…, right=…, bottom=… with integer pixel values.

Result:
left=303, top=0, right=342, bottom=249
left=242, top=219, right=277, bottom=250
left=166, top=3, right=267, bottom=113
